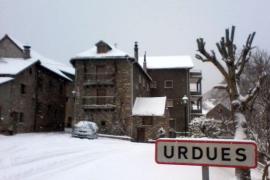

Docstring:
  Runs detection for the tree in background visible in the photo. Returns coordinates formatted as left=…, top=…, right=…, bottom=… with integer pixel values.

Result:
left=242, top=50, right=270, bottom=161
left=196, top=26, right=266, bottom=180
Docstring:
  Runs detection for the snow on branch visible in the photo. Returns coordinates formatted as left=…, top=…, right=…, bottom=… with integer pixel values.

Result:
left=240, top=72, right=267, bottom=105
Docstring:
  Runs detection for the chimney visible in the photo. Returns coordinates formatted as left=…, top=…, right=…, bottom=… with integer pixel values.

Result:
left=134, top=41, right=138, bottom=62
left=23, top=45, right=31, bottom=59
left=143, top=51, right=147, bottom=71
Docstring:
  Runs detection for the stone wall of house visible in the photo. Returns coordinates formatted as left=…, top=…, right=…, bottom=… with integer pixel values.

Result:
left=0, top=36, right=24, bottom=58
left=149, top=69, right=190, bottom=132
left=0, top=81, right=13, bottom=133
left=132, top=116, right=170, bottom=141
left=34, top=66, right=67, bottom=131
left=64, top=82, right=75, bottom=128
left=0, top=64, right=38, bottom=133
left=73, top=59, right=133, bottom=135
left=133, top=63, right=151, bottom=101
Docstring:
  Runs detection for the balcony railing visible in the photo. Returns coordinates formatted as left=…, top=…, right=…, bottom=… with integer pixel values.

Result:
left=190, top=90, right=202, bottom=96
left=82, top=96, right=116, bottom=110
left=191, top=104, right=202, bottom=114
left=84, top=73, right=114, bottom=86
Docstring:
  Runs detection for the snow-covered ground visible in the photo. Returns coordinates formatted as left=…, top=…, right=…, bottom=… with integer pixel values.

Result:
left=0, top=133, right=261, bottom=180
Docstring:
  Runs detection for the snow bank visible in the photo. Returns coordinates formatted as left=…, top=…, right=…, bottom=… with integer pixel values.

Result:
left=0, top=133, right=261, bottom=180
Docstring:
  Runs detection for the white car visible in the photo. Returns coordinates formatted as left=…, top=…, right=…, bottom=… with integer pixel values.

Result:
left=72, top=121, right=98, bottom=139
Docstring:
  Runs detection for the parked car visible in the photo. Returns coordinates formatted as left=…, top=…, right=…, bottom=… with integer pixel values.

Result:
left=72, top=121, right=98, bottom=139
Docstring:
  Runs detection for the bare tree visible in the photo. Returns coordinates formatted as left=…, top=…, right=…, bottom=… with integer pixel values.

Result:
left=239, top=50, right=270, bottom=162
left=196, top=26, right=266, bottom=180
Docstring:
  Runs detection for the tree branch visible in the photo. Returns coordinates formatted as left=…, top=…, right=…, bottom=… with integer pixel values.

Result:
left=196, top=38, right=229, bottom=80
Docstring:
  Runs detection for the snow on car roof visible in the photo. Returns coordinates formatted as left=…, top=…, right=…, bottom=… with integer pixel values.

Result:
left=139, top=55, right=194, bottom=69
left=132, top=97, right=166, bottom=116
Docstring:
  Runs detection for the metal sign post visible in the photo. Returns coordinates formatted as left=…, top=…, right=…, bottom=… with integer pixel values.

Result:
left=202, top=166, right=209, bottom=180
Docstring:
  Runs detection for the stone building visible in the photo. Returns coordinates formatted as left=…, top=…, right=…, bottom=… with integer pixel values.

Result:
left=0, top=35, right=74, bottom=134
left=139, top=56, right=202, bottom=136
left=206, top=103, right=231, bottom=121
left=71, top=40, right=202, bottom=141
left=70, top=41, right=152, bottom=138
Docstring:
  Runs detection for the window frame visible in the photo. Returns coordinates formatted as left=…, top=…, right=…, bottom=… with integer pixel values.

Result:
left=166, top=99, right=174, bottom=108
left=164, top=80, right=173, bottom=88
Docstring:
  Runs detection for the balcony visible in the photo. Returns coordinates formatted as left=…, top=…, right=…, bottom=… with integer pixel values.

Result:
left=82, top=96, right=116, bottom=110
left=191, top=103, right=202, bottom=114
left=83, top=73, right=114, bottom=86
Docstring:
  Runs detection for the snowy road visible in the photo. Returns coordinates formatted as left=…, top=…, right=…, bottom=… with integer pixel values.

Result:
left=0, top=133, right=261, bottom=180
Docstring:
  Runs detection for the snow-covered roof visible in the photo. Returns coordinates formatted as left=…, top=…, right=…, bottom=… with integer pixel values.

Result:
left=132, top=97, right=166, bottom=116
left=72, top=41, right=131, bottom=60
left=139, top=56, right=194, bottom=69
left=0, top=58, right=39, bottom=75
left=0, top=77, right=14, bottom=85
left=1, top=35, right=74, bottom=81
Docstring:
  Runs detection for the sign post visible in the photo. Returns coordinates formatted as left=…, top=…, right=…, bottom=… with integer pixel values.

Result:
left=202, top=166, right=209, bottom=180
left=155, top=139, right=257, bottom=180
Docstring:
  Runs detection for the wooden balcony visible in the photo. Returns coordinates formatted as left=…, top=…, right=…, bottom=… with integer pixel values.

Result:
left=83, top=73, right=114, bottom=86
left=82, top=96, right=116, bottom=110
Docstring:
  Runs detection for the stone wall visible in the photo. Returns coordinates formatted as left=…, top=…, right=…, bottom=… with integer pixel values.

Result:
left=148, top=69, right=190, bottom=132
left=132, top=116, right=170, bottom=141
left=34, top=66, right=67, bottom=131
left=0, top=64, right=38, bottom=133
left=0, top=36, right=24, bottom=58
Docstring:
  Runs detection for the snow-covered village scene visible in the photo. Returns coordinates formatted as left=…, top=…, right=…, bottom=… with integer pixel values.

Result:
left=1, top=1, right=270, bottom=180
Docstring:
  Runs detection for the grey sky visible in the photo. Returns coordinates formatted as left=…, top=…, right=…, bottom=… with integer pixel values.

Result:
left=1, top=0, right=270, bottom=92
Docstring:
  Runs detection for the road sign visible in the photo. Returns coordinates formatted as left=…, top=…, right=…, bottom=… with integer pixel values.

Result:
left=155, top=139, right=257, bottom=168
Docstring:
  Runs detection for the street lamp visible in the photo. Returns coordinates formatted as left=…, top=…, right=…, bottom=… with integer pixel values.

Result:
left=182, top=95, right=189, bottom=137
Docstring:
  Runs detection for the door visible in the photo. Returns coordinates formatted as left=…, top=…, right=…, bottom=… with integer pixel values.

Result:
left=137, top=127, right=145, bottom=142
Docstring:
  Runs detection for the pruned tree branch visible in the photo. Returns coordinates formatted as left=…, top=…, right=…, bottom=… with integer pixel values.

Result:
left=196, top=38, right=229, bottom=80
left=242, top=72, right=267, bottom=106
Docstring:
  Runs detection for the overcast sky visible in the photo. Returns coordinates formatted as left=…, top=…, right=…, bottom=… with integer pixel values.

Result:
left=1, top=0, right=270, bottom=92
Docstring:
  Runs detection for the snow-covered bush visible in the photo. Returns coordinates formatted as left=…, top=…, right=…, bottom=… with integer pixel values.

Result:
left=189, top=116, right=224, bottom=138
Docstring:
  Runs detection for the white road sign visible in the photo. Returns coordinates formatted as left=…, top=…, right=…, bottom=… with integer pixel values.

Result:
left=155, top=139, right=257, bottom=168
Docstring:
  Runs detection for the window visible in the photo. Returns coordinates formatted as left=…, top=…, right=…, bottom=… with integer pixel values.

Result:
left=150, top=81, right=157, bottom=88
left=101, top=121, right=106, bottom=127
left=142, top=117, right=153, bottom=126
left=18, top=112, right=24, bottom=123
left=169, top=118, right=175, bottom=128
left=166, top=99, right=174, bottom=108
left=142, top=78, right=145, bottom=87
left=20, top=84, right=26, bottom=94
left=29, top=68, right=32, bottom=75
left=67, top=117, right=72, bottom=128
left=146, top=83, right=150, bottom=92
left=38, top=77, right=43, bottom=91
left=139, top=75, right=142, bottom=84
left=164, top=80, right=173, bottom=88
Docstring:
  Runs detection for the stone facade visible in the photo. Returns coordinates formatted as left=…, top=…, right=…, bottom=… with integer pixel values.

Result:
left=71, top=41, right=202, bottom=141
left=0, top=35, right=25, bottom=58
left=72, top=58, right=150, bottom=137
left=148, top=68, right=190, bottom=133
left=0, top=35, right=72, bottom=134
left=206, top=103, right=231, bottom=121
